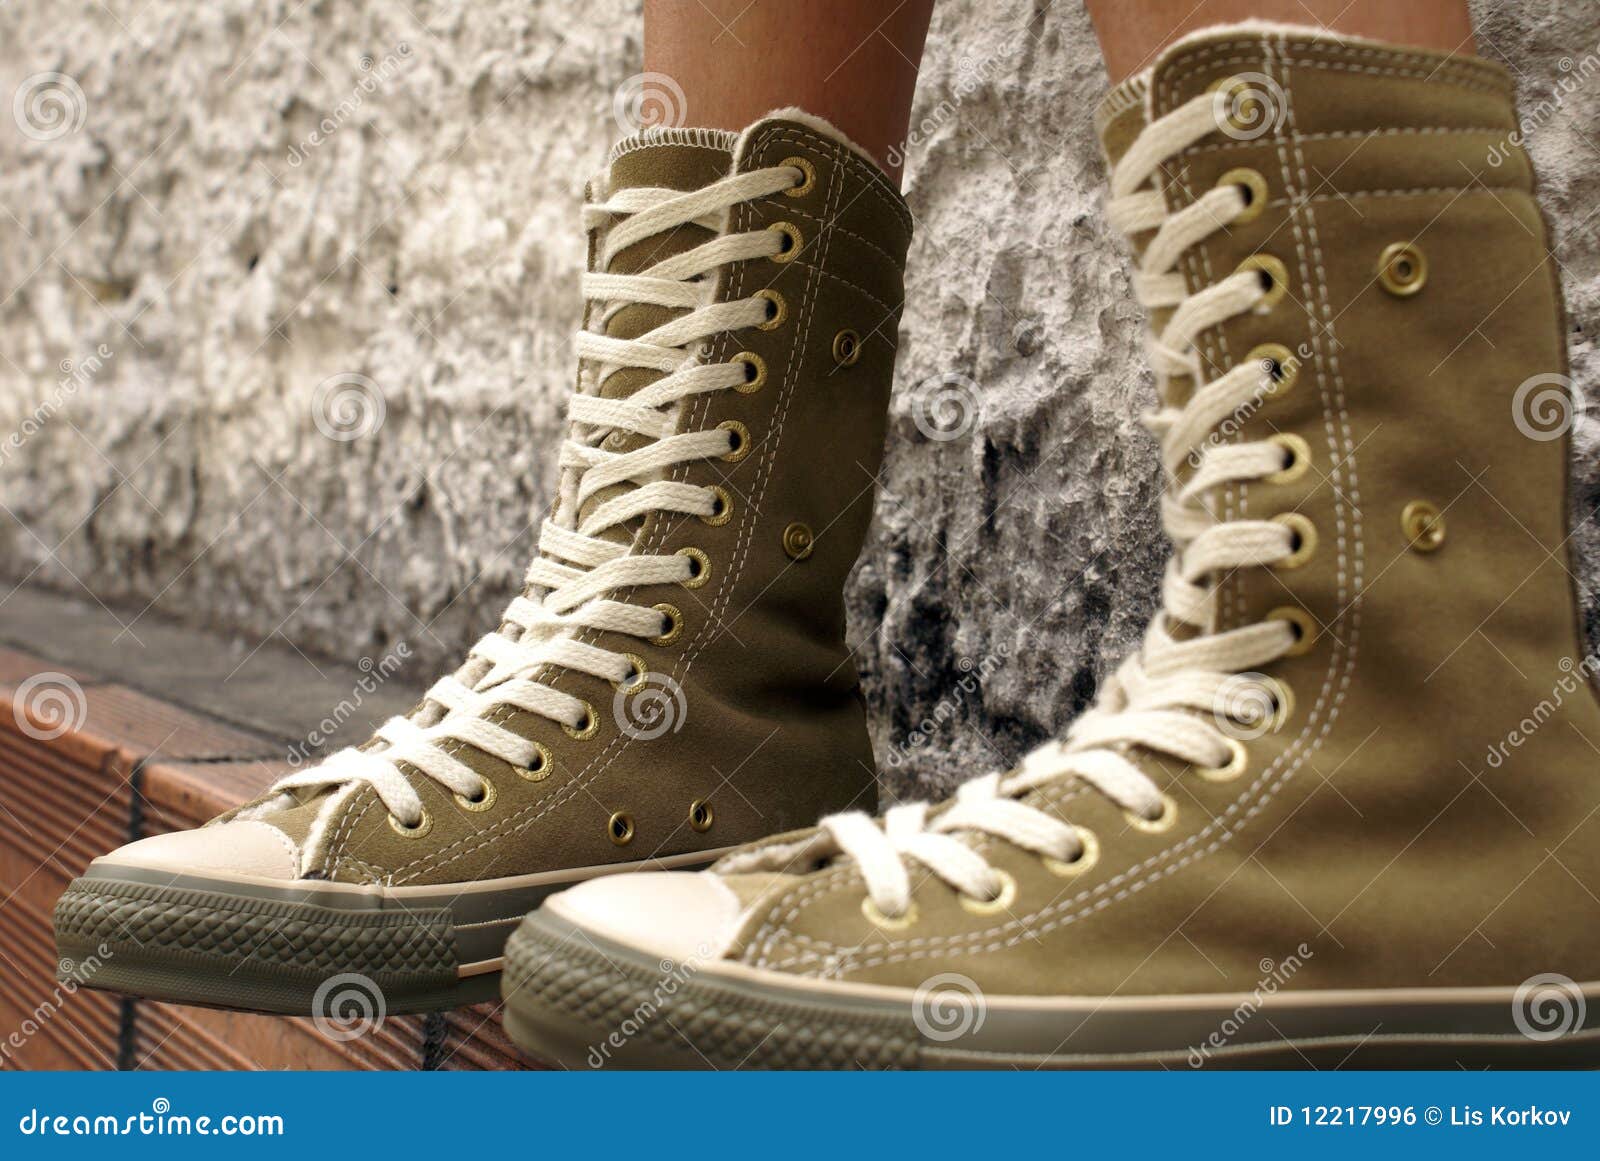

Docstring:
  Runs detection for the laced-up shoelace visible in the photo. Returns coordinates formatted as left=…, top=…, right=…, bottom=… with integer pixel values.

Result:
left=270, top=161, right=803, bottom=829
left=808, top=93, right=1306, bottom=919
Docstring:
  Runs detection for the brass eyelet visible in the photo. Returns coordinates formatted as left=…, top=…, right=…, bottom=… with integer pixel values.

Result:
left=612, top=652, right=648, bottom=691
left=1042, top=827, right=1100, bottom=878
left=1377, top=242, right=1427, bottom=297
left=958, top=869, right=1018, bottom=917
left=1261, top=674, right=1295, bottom=729
left=1219, top=167, right=1268, bottom=224
left=608, top=811, right=635, bottom=846
left=454, top=779, right=497, bottom=813
left=1125, top=793, right=1179, bottom=834
left=781, top=156, right=816, bottom=197
left=1246, top=343, right=1298, bottom=396
left=650, top=602, right=684, bottom=646
left=1265, top=432, right=1312, bottom=485
left=1237, top=254, right=1289, bottom=312
left=733, top=351, right=767, bottom=393
left=700, top=485, right=733, bottom=527
left=832, top=329, right=862, bottom=367
left=1208, top=74, right=1274, bottom=136
left=688, top=799, right=714, bottom=833
left=677, top=546, right=711, bottom=588
left=564, top=701, right=600, bottom=740
left=1272, top=512, right=1318, bottom=569
left=1199, top=737, right=1249, bottom=783
left=781, top=522, right=815, bottom=561
left=1401, top=500, right=1445, bottom=552
left=518, top=741, right=553, bottom=782
left=718, top=420, right=751, bottom=462
left=1266, top=606, right=1318, bottom=656
left=767, top=221, right=802, bottom=263
left=755, top=289, right=787, bottom=330
left=388, top=809, right=432, bottom=839
left=861, top=896, right=918, bottom=931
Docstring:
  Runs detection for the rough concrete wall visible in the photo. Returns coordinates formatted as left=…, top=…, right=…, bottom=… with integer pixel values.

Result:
left=1, top=1, right=1596, bottom=800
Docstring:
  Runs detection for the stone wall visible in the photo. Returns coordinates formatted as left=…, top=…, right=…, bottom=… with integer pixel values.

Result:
left=1, top=0, right=1596, bottom=797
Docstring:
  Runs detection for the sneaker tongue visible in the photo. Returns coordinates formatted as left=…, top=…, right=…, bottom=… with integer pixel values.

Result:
left=578, top=129, right=740, bottom=535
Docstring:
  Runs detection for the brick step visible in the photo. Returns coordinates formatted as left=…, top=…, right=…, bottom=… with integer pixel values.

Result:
left=0, top=586, right=528, bottom=1070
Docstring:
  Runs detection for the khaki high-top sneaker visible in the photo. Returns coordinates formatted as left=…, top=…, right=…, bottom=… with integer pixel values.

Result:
left=499, top=26, right=1600, bottom=1069
left=53, top=111, right=912, bottom=1014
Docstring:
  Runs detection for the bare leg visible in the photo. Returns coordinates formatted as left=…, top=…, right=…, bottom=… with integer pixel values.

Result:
left=643, top=0, right=934, bottom=187
left=1085, top=0, right=1475, bottom=84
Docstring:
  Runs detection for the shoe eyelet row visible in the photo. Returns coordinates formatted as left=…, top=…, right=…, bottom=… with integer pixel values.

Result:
left=1042, top=826, right=1100, bottom=877
left=1125, top=792, right=1180, bottom=834
left=958, top=869, right=1018, bottom=917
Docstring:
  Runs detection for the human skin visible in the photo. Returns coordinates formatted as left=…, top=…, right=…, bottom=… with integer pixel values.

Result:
left=642, top=0, right=936, bottom=187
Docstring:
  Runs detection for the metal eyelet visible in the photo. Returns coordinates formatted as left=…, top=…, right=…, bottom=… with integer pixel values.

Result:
left=1260, top=674, right=1295, bottom=729
left=454, top=779, right=497, bottom=813
left=1272, top=513, right=1318, bottom=569
left=677, top=546, right=711, bottom=588
left=1042, top=827, right=1100, bottom=877
left=958, top=869, right=1018, bottom=917
left=1125, top=793, right=1179, bottom=834
left=733, top=351, right=767, bottom=393
left=782, top=522, right=815, bottom=561
left=700, top=485, right=733, bottom=526
left=564, top=701, right=600, bottom=740
left=1209, top=74, right=1274, bottom=136
left=832, top=329, right=862, bottom=367
left=688, top=799, right=714, bottom=833
left=1401, top=500, right=1445, bottom=552
left=718, top=420, right=751, bottom=462
left=1246, top=343, right=1298, bottom=396
left=388, top=809, right=432, bottom=839
left=608, top=811, right=635, bottom=846
left=650, top=602, right=684, bottom=646
left=1265, top=433, right=1312, bottom=484
left=767, top=221, right=802, bottom=263
left=755, top=289, right=787, bottom=330
left=1237, top=254, right=1289, bottom=312
left=518, top=741, right=553, bottom=782
left=612, top=653, right=648, bottom=691
left=1219, top=167, right=1268, bottom=224
left=1377, top=242, right=1427, bottom=297
left=1266, top=606, right=1318, bottom=656
left=781, top=156, right=816, bottom=197
left=861, top=896, right=918, bottom=931
left=1198, top=737, right=1249, bottom=783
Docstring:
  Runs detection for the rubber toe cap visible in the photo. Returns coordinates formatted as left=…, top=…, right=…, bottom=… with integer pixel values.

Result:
left=93, top=819, right=301, bottom=880
left=544, top=871, right=746, bottom=963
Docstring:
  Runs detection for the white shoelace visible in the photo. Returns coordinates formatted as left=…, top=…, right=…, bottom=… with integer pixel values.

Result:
left=819, top=93, right=1303, bottom=918
left=272, top=161, right=802, bottom=827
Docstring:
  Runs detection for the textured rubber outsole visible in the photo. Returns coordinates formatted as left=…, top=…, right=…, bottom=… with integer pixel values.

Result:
left=54, top=875, right=480, bottom=1014
left=501, top=910, right=1600, bottom=1070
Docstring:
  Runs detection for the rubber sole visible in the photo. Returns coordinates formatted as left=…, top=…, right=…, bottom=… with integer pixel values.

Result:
left=55, top=847, right=732, bottom=1015
left=501, top=910, right=1600, bottom=1069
